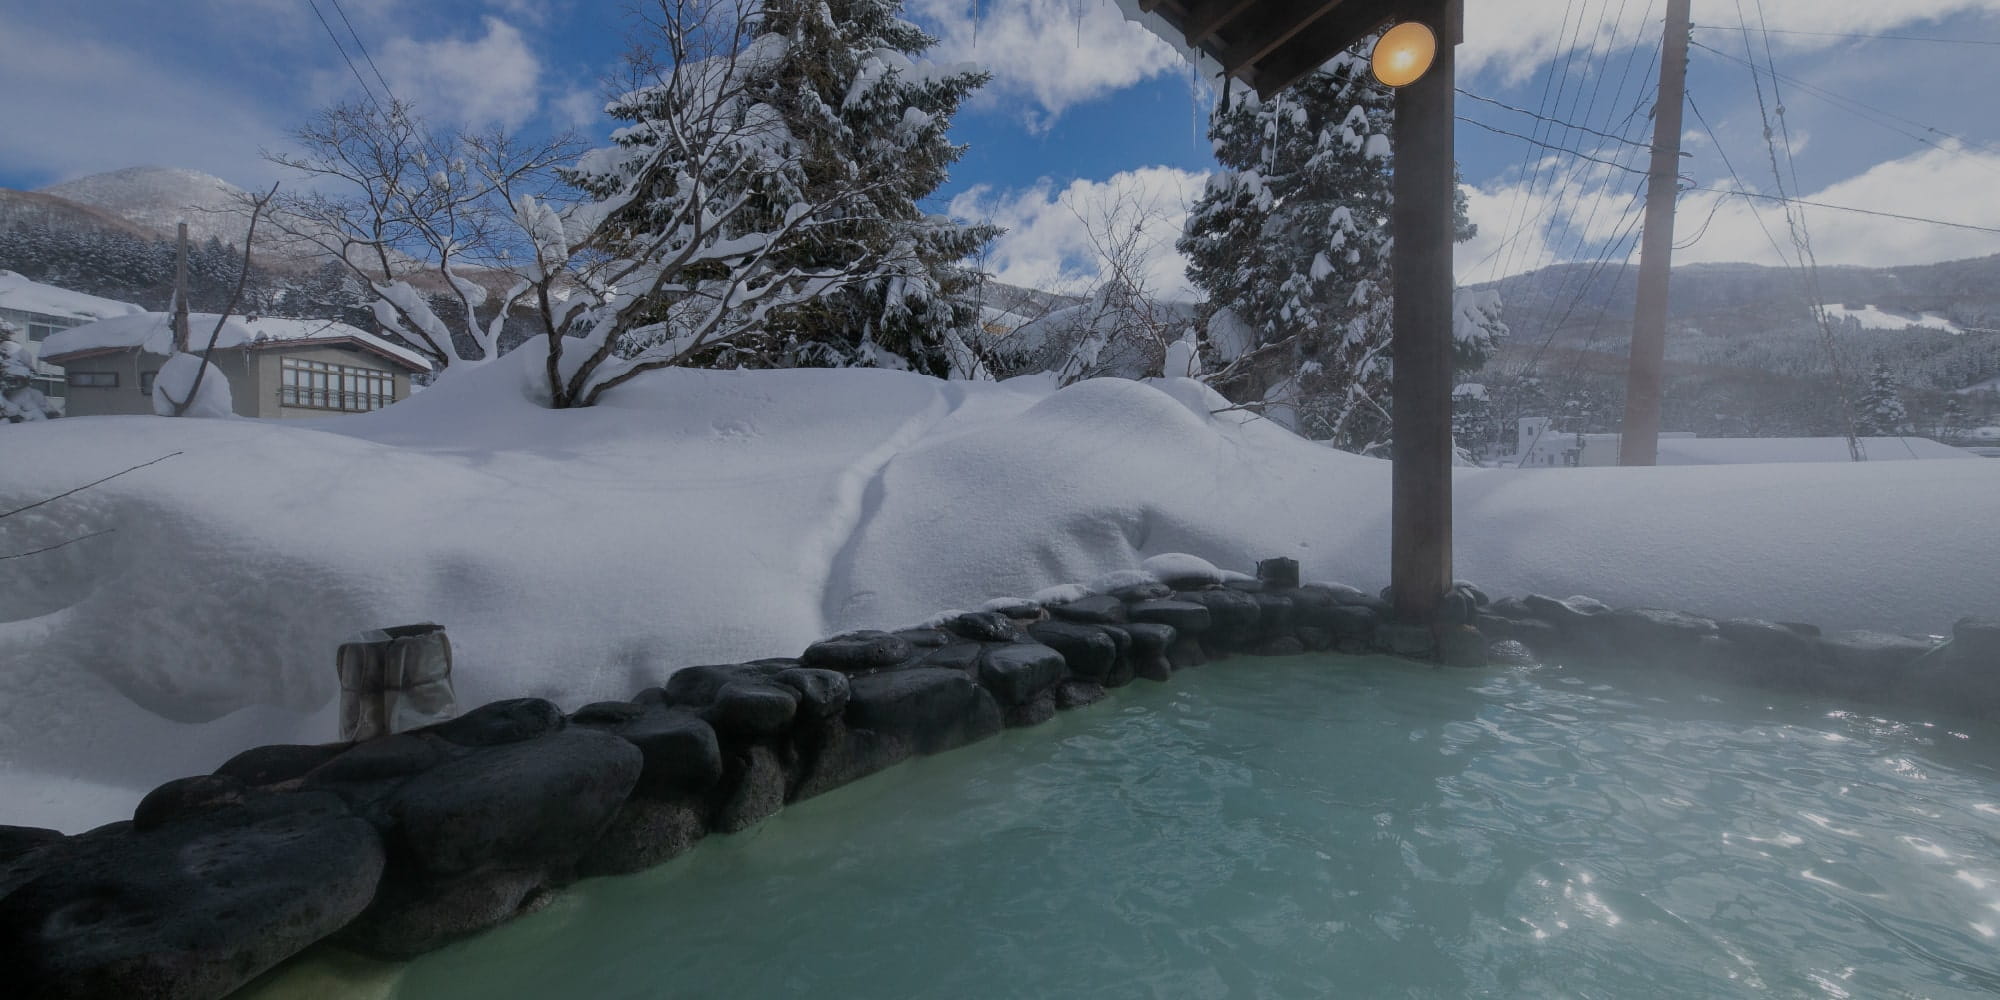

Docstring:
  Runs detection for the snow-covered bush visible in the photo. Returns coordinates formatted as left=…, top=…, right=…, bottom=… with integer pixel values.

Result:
left=0, top=320, right=59, bottom=423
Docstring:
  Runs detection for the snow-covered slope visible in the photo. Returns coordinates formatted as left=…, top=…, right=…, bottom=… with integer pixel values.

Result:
left=40, top=166, right=256, bottom=250
left=3, top=354, right=1998, bottom=831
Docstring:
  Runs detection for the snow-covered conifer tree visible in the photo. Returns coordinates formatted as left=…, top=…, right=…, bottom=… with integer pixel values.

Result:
left=704, top=0, right=998, bottom=376
left=1179, top=47, right=1484, bottom=452
left=1857, top=362, right=1909, bottom=435
left=0, top=319, right=59, bottom=423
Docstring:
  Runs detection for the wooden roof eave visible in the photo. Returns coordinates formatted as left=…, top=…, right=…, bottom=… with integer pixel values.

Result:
left=1138, top=0, right=1435, bottom=99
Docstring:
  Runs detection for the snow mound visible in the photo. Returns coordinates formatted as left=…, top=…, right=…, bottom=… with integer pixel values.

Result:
left=150, top=353, right=233, bottom=418
left=1088, top=569, right=1160, bottom=593
left=1030, top=584, right=1094, bottom=606
left=4, top=358, right=2000, bottom=831
left=1139, top=553, right=1226, bottom=585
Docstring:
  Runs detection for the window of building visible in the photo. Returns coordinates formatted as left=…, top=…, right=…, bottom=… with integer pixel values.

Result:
left=68, top=372, right=117, bottom=388
left=139, top=371, right=157, bottom=396
left=280, top=357, right=396, bottom=412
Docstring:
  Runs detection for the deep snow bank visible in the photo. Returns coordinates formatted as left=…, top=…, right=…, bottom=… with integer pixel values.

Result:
left=4, top=347, right=1997, bottom=830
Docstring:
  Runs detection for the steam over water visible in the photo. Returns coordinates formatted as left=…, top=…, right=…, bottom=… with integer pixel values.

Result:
left=260, top=656, right=2000, bottom=998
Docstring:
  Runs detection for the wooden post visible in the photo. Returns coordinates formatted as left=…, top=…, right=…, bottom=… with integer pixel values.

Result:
left=1390, top=0, right=1460, bottom=626
left=171, top=222, right=191, bottom=355
left=1619, top=0, right=1692, bottom=466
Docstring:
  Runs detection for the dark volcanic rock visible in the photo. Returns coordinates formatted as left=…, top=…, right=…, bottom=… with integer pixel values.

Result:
left=570, top=701, right=647, bottom=727
left=1047, top=594, right=1129, bottom=624
left=663, top=663, right=766, bottom=707
left=1375, top=623, right=1437, bottom=659
left=941, top=612, right=1019, bottom=643
left=1106, top=580, right=1173, bottom=602
left=213, top=742, right=349, bottom=787
left=343, top=867, right=547, bottom=960
left=1522, top=594, right=1614, bottom=631
left=1053, top=679, right=1108, bottom=710
left=1287, top=587, right=1341, bottom=629
left=1438, top=626, right=1488, bottom=668
left=1004, top=691, right=1059, bottom=728
left=846, top=668, right=1002, bottom=754
left=893, top=628, right=952, bottom=650
left=1028, top=621, right=1120, bottom=682
left=1326, top=605, right=1380, bottom=640
left=1176, top=589, right=1261, bottom=646
left=774, top=668, right=850, bottom=719
left=1254, top=636, right=1307, bottom=657
left=1818, top=630, right=1942, bottom=698
left=305, top=732, right=452, bottom=787
left=704, top=681, right=800, bottom=740
left=1486, top=639, right=1539, bottom=666
left=791, top=718, right=914, bottom=801
left=424, top=698, right=564, bottom=748
left=1249, top=592, right=1297, bottom=637
left=1717, top=618, right=1819, bottom=661
left=1127, top=599, right=1212, bottom=634
left=617, top=708, right=724, bottom=798
left=801, top=631, right=914, bottom=673
left=1166, top=634, right=1207, bottom=670
left=0, top=791, right=384, bottom=1000
left=578, top=797, right=706, bottom=877
left=978, top=642, right=1069, bottom=706
left=1608, top=608, right=1719, bottom=661
left=131, top=774, right=246, bottom=832
left=388, top=727, right=641, bottom=877
left=918, top=641, right=985, bottom=673
left=712, top=745, right=790, bottom=834
left=1256, top=557, right=1301, bottom=589
left=1121, top=622, right=1176, bottom=681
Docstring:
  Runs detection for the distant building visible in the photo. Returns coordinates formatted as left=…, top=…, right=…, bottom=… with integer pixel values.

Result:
left=0, top=271, right=145, bottom=412
left=1499, top=416, right=1974, bottom=467
left=42, top=313, right=432, bottom=419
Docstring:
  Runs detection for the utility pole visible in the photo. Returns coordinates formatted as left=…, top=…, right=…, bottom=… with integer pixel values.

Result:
left=171, top=222, right=192, bottom=355
left=1389, top=0, right=1461, bottom=623
left=1619, top=0, right=1693, bottom=466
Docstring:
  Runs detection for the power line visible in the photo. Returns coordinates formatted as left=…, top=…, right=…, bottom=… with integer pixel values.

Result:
left=1457, top=117, right=1652, bottom=175
left=325, top=0, right=398, bottom=106
left=1456, top=89, right=1658, bottom=153
left=1685, top=188, right=2000, bottom=234
left=1704, top=24, right=2000, bottom=47
left=303, top=0, right=386, bottom=116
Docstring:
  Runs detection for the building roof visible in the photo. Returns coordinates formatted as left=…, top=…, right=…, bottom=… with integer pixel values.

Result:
left=1117, top=0, right=1422, bottom=98
left=41, top=312, right=433, bottom=371
left=0, top=271, right=144, bottom=323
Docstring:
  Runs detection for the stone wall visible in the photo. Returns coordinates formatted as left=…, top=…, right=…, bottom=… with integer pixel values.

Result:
left=1, top=553, right=1993, bottom=999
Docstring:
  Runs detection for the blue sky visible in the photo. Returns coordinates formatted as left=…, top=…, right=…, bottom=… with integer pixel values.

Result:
left=4, top=0, right=1999, bottom=295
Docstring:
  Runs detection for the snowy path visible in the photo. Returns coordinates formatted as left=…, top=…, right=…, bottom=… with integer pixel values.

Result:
left=4, top=352, right=1998, bottom=831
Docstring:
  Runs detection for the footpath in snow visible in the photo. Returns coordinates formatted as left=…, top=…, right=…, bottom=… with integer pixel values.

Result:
left=4, top=346, right=1997, bottom=831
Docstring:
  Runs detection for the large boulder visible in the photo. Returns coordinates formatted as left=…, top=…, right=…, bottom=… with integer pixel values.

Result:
left=387, top=728, right=641, bottom=877
left=1607, top=608, right=1719, bottom=664
left=578, top=706, right=723, bottom=799
left=703, top=681, right=800, bottom=741
left=845, top=668, right=1003, bottom=755
left=1818, top=630, right=1943, bottom=700
left=1127, top=600, right=1212, bottom=634
left=1046, top=594, right=1129, bottom=625
left=977, top=642, right=1069, bottom=706
left=1028, top=621, right=1121, bottom=682
left=422, top=698, right=564, bottom=748
left=1175, top=589, right=1262, bottom=649
left=712, top=745, right=791, bottom=834
left=801, top=631, right=914, bottom=673
left=1121, top=622, right=1176, bottom=682
left=0, top=791, right=384, bottom=1000
left=212, top=742, right=350, bottom=787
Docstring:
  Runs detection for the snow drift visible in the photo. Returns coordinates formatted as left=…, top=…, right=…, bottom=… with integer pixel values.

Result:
left=3, top=347, right=1997, bottom=831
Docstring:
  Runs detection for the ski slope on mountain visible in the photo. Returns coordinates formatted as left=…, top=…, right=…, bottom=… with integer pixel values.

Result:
left=3, top=349, right=1997, bottom=832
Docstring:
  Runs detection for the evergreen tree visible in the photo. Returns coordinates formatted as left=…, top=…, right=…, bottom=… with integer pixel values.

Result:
left=1857, top=362, right=1909, bottom=435
left=576, top=0, right=997, bottom=379
left=1179, top=46, right=1482, bottom=451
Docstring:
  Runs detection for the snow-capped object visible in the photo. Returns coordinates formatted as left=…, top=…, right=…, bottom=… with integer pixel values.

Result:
left=1088, top=569, right=1162, bottom=593
left=1139, top=552, right=1225, bottom=586
left=1164, top=332, right=1201, bottom=378
left=41, top=313, right=432, bottom=370
left=1206, top=307, right=1256, bottom=364
left=150, top=352, right=234, bottom=418
left=1030, top=583, right=1095, bottom=606
left=0, top=271, right=144, bottom=323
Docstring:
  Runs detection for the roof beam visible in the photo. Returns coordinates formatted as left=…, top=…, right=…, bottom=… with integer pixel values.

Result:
left=1219, top=0, right=1347, bottom=81
left=1249, top=0, right=1404, bottom=97
left=1181, top=0, right=1260, bottom=46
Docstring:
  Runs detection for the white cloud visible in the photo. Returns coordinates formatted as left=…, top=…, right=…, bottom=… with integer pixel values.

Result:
left=1463, top=0, right=2000, bottom=84
left=379, top=16, right=543, bottom=129
left=1676, top=143, right=2000, bottom=268
left=950, top=166, right=1209, bottom=298
left=910, top=0, right=1189, bottom=129
left=0, top=11, right=288, bottom=186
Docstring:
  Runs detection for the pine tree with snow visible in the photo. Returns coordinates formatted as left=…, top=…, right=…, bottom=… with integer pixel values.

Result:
left=0, top=319, right=59, bottom=423
left=1179, top=46, right=1483, bottom=451
left=570, top=0, right=997, bottom=380
left=1857, top=362, right=1909, bottom=435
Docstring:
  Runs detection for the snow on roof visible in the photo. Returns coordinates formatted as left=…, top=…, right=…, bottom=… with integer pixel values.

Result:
left=0, top=271, right=144, bottom=323
left=1656, top=436, right=1974, bottom=465
left=41, top=312, right=433, bottom=371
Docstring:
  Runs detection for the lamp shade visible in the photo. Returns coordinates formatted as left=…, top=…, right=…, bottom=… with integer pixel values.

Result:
left=1371, top=21, right=1438, bottom=88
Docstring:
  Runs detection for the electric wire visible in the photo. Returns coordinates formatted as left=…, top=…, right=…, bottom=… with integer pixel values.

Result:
left=303, top=0, right=387, bottom=117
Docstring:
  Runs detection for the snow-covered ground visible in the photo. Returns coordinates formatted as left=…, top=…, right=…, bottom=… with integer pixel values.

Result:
left=5, top=348, right=1999, bottom=832
left=1824, top=303, right=1964, bottom=334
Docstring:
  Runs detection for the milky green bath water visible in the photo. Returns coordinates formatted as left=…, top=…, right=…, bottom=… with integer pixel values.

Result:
left=251, top=656, right=2000, bottom=998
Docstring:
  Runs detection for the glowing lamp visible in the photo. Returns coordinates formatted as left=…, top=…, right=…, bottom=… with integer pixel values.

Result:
left=1370, top=21, right=1438, bottom=88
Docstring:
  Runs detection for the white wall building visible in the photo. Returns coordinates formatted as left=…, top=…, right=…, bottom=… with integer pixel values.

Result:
left=0, top=271, right=145, bottom=412
left=1499, top=416, right=1974, bottom=467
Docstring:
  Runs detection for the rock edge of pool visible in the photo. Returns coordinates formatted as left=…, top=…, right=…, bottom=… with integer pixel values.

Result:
left=2, top=554, right=1997, bottom=1000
